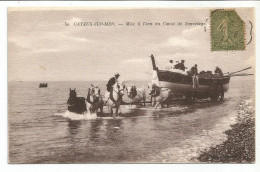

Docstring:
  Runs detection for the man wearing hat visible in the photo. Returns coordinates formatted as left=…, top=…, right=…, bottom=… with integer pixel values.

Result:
left=106, top=73, right=120, bottom=92
left=174, top=60, right=186, bottom=71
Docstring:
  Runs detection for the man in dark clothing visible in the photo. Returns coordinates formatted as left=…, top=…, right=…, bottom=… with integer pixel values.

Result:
left=214, top=67, right=223, bottom=76
left=189, top=64, right=198, bottom=76
left=174, top=60, right=185, bottom=71
left=189, top=64, right=199, bottom=89
left=106, top=73, right=120, bottom=92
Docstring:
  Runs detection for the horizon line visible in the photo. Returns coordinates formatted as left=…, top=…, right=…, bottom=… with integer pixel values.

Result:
left=8, top=79, right=151, bottom=82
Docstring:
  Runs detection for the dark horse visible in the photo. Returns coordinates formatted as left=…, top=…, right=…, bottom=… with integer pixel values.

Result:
left=67, top=88, right=86, bottom=114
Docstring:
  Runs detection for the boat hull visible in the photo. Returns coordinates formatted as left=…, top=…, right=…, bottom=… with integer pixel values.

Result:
left=152, top=70, right=230, bottom=96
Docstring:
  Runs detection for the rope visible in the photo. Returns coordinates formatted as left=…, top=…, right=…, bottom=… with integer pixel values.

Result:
left=154, top=57, right=163, bottom=69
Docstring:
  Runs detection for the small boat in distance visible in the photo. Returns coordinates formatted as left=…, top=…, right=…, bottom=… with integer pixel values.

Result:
left=39, top=83, right=48, bottom=88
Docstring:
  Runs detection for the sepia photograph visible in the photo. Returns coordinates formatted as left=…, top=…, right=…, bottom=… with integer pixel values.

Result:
left=8, top=7, right=255, bottom=164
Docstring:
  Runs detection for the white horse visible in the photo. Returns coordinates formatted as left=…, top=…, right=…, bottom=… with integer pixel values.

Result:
left=148, top=83, right=172, bottom=109
left=126, top=85, right=146, bottom=106
left=104, top=81, right=125, bottom=117
left=86, top=84, right=103, bottom=114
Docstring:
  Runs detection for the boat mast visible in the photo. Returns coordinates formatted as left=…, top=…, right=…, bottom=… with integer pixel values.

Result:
left=150, top=54, right=161, bottom=82
left=150, top=54, right=157, bottom=70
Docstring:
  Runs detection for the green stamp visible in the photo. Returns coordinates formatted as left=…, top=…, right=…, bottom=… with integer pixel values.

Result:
left=211, top=9, right=245, bottom=51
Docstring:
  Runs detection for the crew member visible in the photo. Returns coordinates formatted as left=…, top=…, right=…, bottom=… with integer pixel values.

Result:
left=189, top=64, right=199, bottom=89
left=166, top=60, right=174, bottom=69
left=189, top=64, right=198, bottom=76
left=106, top=73, right=120, bottom=92
left=174, top=60, right=186, bottom=71
left=214, top=66, right=223, bottom=76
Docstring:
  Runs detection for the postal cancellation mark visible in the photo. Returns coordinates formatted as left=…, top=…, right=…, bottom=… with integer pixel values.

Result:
left=211, top=9, right=245, bottom=51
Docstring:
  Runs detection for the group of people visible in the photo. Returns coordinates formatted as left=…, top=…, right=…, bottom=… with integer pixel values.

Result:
left=170, top=60, right=223, bottom=77
left=106, top=60, right=224, bottom=92
left=107, top=61, right=224, bottom=89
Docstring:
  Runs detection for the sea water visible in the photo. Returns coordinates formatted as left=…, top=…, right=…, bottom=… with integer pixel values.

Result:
left=8, top=78, right=254, bottom=163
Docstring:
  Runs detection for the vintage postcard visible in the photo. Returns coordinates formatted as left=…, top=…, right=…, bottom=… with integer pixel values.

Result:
left=8, top=7, right=255, bottom=163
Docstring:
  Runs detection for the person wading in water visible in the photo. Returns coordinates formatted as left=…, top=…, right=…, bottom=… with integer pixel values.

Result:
left=189, top=64, right=199, bottom=89
left=106, top=73, right=120, bottom=92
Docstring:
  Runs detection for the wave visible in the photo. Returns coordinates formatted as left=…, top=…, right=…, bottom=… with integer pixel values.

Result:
left=54, top=111, right=97, bottom=120
left=54, top=111, right=125, bottom=120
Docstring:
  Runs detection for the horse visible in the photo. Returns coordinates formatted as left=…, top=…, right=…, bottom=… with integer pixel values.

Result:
left=86, top=84, right=103, bottom=114
left=104, top=81, right=125, bottom=117
left=148, top=84, right=172, bottom=109
left=67, top=88, right=86, bottom=114
left=126, top=85, right=146, bottom=106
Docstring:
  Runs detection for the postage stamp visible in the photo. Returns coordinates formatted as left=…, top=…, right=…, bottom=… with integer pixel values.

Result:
left=211, top=9, right=245, bottom=51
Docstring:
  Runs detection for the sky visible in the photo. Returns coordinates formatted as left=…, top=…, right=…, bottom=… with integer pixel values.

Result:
left=8, top=8, right=255, bottom=81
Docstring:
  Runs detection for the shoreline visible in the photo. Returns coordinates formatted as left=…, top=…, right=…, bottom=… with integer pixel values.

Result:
left=197, top=99, right=255, bottom=163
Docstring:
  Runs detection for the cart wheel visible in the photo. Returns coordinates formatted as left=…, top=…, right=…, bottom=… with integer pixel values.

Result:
left=210, top=83, right=224, bottom=102
left=185, top=93, right=193, bottom=105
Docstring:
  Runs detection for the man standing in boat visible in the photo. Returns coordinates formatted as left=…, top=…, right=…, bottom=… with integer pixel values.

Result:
left=106, top=73, right=120, bottom=92
left=214, top=66, right=223, bottom=76
left=167, top=60, right=174, bottom=69
left=174, top=60, right=186, bottom=71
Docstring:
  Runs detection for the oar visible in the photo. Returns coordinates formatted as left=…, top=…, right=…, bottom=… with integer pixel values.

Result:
left=229, top=73, right=253, bottom=77
left=225, top=67, right=252, bottom=75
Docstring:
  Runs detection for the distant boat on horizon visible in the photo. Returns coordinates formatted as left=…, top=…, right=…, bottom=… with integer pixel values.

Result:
left=39, top=83, right=48, bottom=88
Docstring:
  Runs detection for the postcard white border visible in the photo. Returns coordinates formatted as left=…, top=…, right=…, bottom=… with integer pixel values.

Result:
left=1, top=1, right=259, bottom=172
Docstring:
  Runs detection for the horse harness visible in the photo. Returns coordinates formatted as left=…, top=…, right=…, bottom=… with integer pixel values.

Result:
left=151, top=85, right=169, bottom=97
left=91, top=88, right=101, bottom=98
left=68, top=103, right=75, bottom=107
left=86, top=88, right=101, bottom=105
left=105, top=84, right=124, bottom=104
left=127, top=86, right=141, bottom=98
